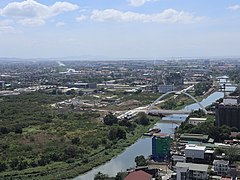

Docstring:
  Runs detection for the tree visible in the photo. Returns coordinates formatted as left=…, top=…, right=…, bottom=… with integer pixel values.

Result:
left=15, top=126, right=23, bottom=134
left=94, top=172, right=110, bottom=180
left=71, top=137, right=80, bottom=145
left=0, top=162, right=7, bottom=172
left=115, top=172, right=127, bottom=180
left=108, top=127, right=126, bottom=140
left=103, top=113, right=118, bottom=125
left=135, top=155, right=147, bottom=166
left=78, top=90, right=84, bottom=96
left=64, top=145, right=79, bottom=158
left=66, top=89, right=76, bottom=95
left=236, top=134, right=240, bottom=140
left=137, top=112, right=149, bottom=126
left=0, top=127, right=9, bottom=134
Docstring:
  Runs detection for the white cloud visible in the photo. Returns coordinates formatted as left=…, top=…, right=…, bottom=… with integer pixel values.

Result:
left=18, top=18, right=45, bottom=26
left=0, top=19, right=17, bottom=33
left=56, top=22, right=65, bottom=27
left=76, top=15, right=87, bottom=22
left=91, top=9, right=203, bottom=24
left=128, top=0, right=157, bottom=7
left=0, top=0, right=79, bottom=26
left=0, top=26, right=16, bottom=33
left=228, top=5, right=240, bottom=10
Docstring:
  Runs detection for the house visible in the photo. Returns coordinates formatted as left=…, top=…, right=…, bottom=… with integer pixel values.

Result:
left=212, top=160, right=229, bottom=175
left=124, top=170, right=152, bottom=180
left=175, top=162, right=209, bottom=180
left=185, top=144, right=206, bottom=160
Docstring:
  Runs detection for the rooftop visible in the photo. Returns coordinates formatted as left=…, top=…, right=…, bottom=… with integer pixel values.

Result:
left=176, top=162, right=209, bottom=172
left=189, top=117, right=207, bottom=121
left=124, top=170, right=152, bottom=180
left=180, top=133, right=209, bottom=140
left=185, top=144, right=206, bottom=151
left=213, top=160, right=229, bottom=165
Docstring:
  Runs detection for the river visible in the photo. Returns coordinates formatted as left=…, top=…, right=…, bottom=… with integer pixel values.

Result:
left=75, top=86, right=235, bottom=180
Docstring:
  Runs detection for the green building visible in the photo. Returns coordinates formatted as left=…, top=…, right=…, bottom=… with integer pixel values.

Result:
left=152, top=134, right=172, bottom=162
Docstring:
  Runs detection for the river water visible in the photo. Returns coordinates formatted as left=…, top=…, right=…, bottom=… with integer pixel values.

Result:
left=76, top=88, right=234, bottom=180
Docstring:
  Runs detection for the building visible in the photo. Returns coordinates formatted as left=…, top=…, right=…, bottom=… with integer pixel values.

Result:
left=212, top=160, right=229, bottom=175
left=172, top=155, right=186, bottom=166
left=223, top=96, right=240, bottom=105
left=124, top=170, right=152, bottom=180
left=180, top=133, right=209, bottom=143
left=185, top=144, right=206, bottom=160
left=165, top=72, right=184, bottom=86
left=152, top=134, right=172, bottom=162
left=215, top=100, right=240, bottom=130
left=188, top=117, right=207, bottom=126
left=71, top=83, right=97, bottom=89
left=175, top=162, right=209, bottom=180
left=158, top=84, right=174, bottom=93
left=0, top=81, right=5, bottom=89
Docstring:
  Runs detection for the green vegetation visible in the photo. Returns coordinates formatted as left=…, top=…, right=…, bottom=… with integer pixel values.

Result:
left=176, top=111, right=235, bottom=142
left=0, top=92, right=158, bottom=179
left=194, top=82, right=212, bottom=96
left=94, top=172, right=127, bottom=180
left=135, top=155, right=147, bottom=166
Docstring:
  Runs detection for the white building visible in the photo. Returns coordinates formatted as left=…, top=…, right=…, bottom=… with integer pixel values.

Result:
left=158, top=84, right=174, bottom=93
left=172, top=155, right=186, bottom=166
left=185, top=145, right=206, bottom=159
left=212, top=160, right=229, bottom=175
left=188, top=117, right=207, bottom=126
left=175, top=162, right=209, bottom=180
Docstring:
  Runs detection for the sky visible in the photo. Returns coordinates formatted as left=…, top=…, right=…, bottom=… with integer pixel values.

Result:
left=0, top=0, right=240, bottom=59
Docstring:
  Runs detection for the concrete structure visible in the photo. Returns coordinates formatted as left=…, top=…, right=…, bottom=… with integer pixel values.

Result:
left=152, top=134, right=172, bottom=162
left=185, top=144, right=206, bottom=160
left=175, top=162, right=209, bottom=180
left=188, top=117, right=207, bottom=126
left=215, top=103, right=240, bottom=130
left=212, top=160, right=229, bottom=175
left=148, top=91, right=208, bottom=115
left=158, top=84, right=174, bottom=93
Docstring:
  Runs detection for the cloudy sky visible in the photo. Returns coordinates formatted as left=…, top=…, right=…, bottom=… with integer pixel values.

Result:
left=0, top=0, right=240, bottom=59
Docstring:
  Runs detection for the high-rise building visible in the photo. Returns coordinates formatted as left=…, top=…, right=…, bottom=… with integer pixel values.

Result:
left=215, top=96, right=240, bottom=130
left=152, top=134, right=172, bottom=162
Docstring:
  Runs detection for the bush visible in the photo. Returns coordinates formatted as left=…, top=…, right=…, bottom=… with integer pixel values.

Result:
left=135, top=155, right=147, bottom=166
left=137, top=112, right=149, bottom=126
left=103, top=113, right=118, bottom=125
left=0, top=162, right=7, bottom=172
left=108, top=127, right=126, bottom=140
left=71, top=137, right=80, bottom=145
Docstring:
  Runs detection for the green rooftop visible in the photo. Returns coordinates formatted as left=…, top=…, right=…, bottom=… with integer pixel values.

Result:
left=180, top=133, right=209, bottom=141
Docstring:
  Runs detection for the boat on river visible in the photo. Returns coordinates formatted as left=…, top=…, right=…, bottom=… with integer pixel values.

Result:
left=143, top=128, right=161, bottom=136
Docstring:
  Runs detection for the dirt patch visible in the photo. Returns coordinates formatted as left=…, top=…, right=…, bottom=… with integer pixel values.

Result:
left=117, top=100, right=142, bottom=110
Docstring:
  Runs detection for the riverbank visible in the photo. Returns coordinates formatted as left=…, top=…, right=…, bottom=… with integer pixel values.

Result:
left=47, top=117, right=159, bottom=179
left=2, top=116, right=159, bottom=180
